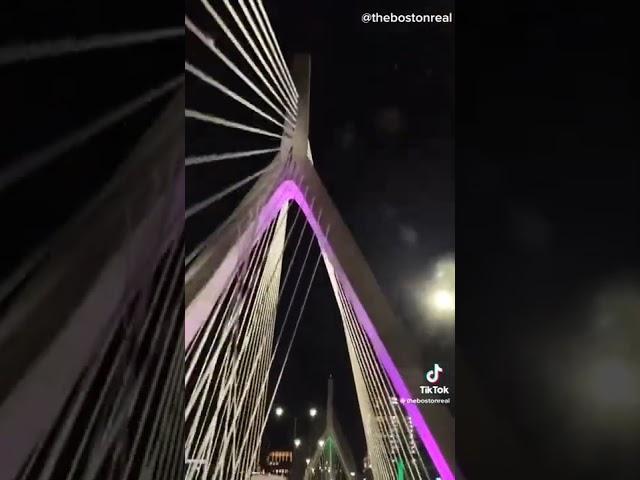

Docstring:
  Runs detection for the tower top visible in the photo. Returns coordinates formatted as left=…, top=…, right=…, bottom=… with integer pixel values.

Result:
left=291, top=54, right=311, bottom=165
left=326, top=375, right=334, bottom=426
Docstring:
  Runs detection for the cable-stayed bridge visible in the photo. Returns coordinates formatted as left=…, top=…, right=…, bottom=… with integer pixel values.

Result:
left=184, top=2, right=456, bottom=480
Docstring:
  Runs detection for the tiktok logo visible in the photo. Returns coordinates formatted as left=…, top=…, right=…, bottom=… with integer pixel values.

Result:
left=419, top=363, right=450, bottom=398
left=426, top=363, right=443, bottom=384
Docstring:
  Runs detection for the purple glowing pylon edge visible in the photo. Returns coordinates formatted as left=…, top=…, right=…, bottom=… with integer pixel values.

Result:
left=259, top=179, right=455, bottom=480
left=186, top=178, right=455, bottom=480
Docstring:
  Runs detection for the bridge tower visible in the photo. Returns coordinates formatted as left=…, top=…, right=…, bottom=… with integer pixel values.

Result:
left=185, top=50, right=458, bottom=480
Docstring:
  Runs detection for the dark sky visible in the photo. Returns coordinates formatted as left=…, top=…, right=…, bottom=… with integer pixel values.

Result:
left=186, top=0, right=454, bottom=470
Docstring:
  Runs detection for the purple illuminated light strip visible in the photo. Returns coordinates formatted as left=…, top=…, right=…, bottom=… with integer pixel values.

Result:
left=256, top=180, right=455, bottom=480
left=186, top=178, right=454, bottom=479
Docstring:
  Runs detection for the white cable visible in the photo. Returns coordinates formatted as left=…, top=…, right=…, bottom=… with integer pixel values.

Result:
left=82, top=300, right=182, bottom=480
left=324, top=257, right=407, bottom=479
left=185, top=163, right=273, bottom=219
left=0, top=75, right=183, bottom=192
left=255, top=0, right=299, bottom=98
left=328, top=268, right=395, bottom=480
left=226, top=227, right=280, bottom=478
left=185, top=16, right=295, bottom=128
left=235, top=209, right=287, bottom=477
left=156, top=378, right=184, bottom=480
left=141, top=337, right=184, bottom=476
left=344, top=296, right=428, bottom=480
left=205, top=224, right=277, bottom=473
left=338, top=279, right=429, bottom=479
left=185, top=164, right=285, bottom=267
left=233, top=250, right=323, bottom=477
left=0, top=27, right=183, bottom=66
left=0, top=247, right=47, bottom=325
left=185, top=217, right=282, bottom=468
left=248, top=0, right=299, bottom=104
left=186, top=221, right=273, bottom=430
left=36, top=280, right=124, bottom=480
left=185, top=222, right=264, bottom=365
left=65, top=243, right=183, bottom=479
left=340, top=291, right=417, bottom=478
left=185, top=215, right=279, bottom=385
left=207, top=220, right=314, bottom=478
left=185, top=109, right=282, bottom=138
left=212, top=222, right=317, bottom=477
left=226, top=207, right=299, bottom=478
left=186, top=147, right=279, bottom=166
left=186, top=214, right=280, bottom=398
left=115, top=279, right=185, bottom=479
left=198, top=0, right=297, bottom=120
left=223, top=0, right=298, bottom=114
left=186, top=62, right=290, bottom=132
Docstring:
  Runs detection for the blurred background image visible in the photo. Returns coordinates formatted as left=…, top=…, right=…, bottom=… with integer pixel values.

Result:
left=0, top=3, right=184, bottom=479
left=456, top=3, right=639, bottom=478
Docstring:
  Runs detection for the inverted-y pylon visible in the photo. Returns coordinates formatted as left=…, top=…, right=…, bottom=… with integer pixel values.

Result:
left=185, top=53, right=457, bottom=480
left=302, top=376, right=357, bottom=480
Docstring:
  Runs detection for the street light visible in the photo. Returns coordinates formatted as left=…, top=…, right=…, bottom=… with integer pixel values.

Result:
left=294, top=438, right=302, bottom=448
left=318, top=439, right=325, bottom=448
left=350, top=473, right=356, bottom=477
left=305, top=458, right=311, bottom=465
left=309, top=407, right=318, bottom=418
left=274, top=406, right=284, bottom=417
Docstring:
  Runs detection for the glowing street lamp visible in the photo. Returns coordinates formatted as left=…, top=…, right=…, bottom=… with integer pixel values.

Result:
left=294, top=438, right=302, bottom=448
left=306, top=458, right=311, bottom=465
left=274, top=406, right=284, bottom=417
left=318, top=439, right=325, bottom=448
left=309, top=407, right=318, bottom=418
